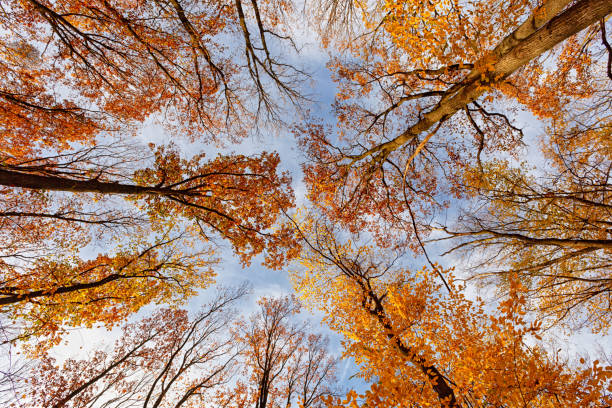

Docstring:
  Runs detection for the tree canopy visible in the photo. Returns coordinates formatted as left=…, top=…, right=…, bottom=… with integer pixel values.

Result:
left=1, top=0, right=611, bottom=406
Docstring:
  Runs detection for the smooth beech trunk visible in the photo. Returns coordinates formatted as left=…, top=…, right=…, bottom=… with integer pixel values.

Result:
left=361, top=0, right=612, bottom=159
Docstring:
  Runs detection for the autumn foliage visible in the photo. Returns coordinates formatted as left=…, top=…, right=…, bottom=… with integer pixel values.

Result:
left=1, top=0, right=611, bottom=406
left=25, top=288, right=247, bottom=408
left=294, top=222, right=612, bottom=407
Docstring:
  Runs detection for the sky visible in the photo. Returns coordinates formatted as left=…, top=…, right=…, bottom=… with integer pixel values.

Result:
left=4, top=3, right=610, bottom=404
left=51, top=51, right=610, bottom=398
left=37, top=17, right=370, bottom=389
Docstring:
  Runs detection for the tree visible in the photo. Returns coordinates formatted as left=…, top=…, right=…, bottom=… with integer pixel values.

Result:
left=222, top=296, right=338, bottom=408
left=437, top=119, right=612, bottom=332
left=1, top=143, right=297, bottom=267
left=1, top=0, right=304, bottom=159
left=13, top=290, right=340, bottom=408
left=292, top=220, right=612, bottom=408
left=298, top=0, right=611, bottom=249
left=0, top=142, right=297, bottom=347
left=0, top=233, right=217, bottom=350
left=22, top=286, right=248, bottom=408
left=1, top=0, right=305, bottom=347
left=296, top=0, right=612, bottom=334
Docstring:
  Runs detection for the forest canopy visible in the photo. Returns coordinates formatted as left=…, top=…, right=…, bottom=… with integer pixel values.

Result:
left=1, top=0, right=611, bottom=406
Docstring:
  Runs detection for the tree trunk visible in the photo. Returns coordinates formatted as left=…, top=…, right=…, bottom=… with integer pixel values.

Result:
left=0, top=168, right=175, bottom=196
left=0, top=273, right=125, bottom=306
left=363, top=287, right=460, bottom=408
left=362, top=0, right=612, bottom=159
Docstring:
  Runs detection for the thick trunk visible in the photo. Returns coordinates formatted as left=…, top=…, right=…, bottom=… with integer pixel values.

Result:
left=0, top=168, right=175, bottom=196
left=492, top=0, right=573, bottom=56
left=0, top=168, right=239, bottom=224
left=362, top=0, right=612, bottom=159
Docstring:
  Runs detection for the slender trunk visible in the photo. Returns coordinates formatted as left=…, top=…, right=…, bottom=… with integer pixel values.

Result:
left=445, top=229, right=612, bottom=249
left=257, top=369, right=270, bottom=408
left=0, top=273, right=123, bottom=306
left=366, top=292, right=459, bottom=408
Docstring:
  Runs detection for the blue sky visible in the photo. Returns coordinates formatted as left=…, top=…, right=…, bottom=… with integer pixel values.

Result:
left=31, top=6, right=612, bottom=401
